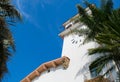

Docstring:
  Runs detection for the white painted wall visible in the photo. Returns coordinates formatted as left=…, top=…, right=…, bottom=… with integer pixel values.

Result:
left=61, top=33, right=97, bottom=81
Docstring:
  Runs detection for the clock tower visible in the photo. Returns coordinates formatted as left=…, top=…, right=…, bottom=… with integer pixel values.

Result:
left=59, top=14, right=97, bottom=81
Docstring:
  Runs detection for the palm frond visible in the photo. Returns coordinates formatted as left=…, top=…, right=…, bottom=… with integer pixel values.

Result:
left=88, top=47, right=112, bottom=55
left=72, top=28, right=89, bottom=36
left=76, top=4, right=86, bottom=16
left=90, top=55, right=112, bottom=74
left=0, top=0, right=21, bottom=80
left=0, top=3, right=22, bottom=22
left=103, top=65, right=115, bottom=76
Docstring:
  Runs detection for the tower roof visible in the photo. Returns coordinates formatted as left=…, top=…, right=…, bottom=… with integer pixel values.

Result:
left=21, top=56, right=70, bottom=82
left=59, top=14, right=83, bottom=38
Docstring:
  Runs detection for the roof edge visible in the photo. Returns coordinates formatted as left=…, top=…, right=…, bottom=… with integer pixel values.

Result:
left=21, top=56, right=70, bottom=82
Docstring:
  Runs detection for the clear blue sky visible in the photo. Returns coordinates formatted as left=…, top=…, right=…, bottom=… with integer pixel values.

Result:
left=2, top=0, right=120, bottom=82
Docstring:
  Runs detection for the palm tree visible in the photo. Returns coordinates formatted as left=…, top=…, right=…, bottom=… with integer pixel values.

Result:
left=76, top=0, right=113, bottom=43
left=88, top=9, right=120, bottom=74
left=0, top=0, right=21, bottom=80
left=89, top=32, right=120, bottom=74
left=76, top=0, right=120, bottom=79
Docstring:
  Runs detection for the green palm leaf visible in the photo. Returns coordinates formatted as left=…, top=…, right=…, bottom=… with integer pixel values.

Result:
left=90, top=54, right=112, bottom=74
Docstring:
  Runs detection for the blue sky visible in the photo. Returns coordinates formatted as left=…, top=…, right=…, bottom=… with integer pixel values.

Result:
left=2, top=0, right=120, bottom=82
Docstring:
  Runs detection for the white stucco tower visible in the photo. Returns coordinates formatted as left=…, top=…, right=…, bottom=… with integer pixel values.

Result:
left=21, top=14, right=112, bottom=82
left=58, top=14, right=97, bottom=82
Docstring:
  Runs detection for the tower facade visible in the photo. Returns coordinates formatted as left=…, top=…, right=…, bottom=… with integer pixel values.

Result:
left=59, top=14, right=97, bottom=81
left=32, top=14, right=97, bottom=82
left=21, top=14, right=117, bottom=82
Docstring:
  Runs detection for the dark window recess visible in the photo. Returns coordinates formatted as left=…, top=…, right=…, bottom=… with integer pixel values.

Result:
left=71, top=39, right=74, bottom=43
left=48, top=69, right=50, bottom=73
left=71, top=39, right=79, bottom=44
left=75, top=41, right=78, bottom=44
left=66, top=24, right=72, bottom=29
left=79, top=39, right=81, bottom=42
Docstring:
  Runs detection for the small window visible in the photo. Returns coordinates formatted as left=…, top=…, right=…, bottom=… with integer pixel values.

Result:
left=65, top=24, right=72, bottom=29
left=65, top=22, right=73, bottom=29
